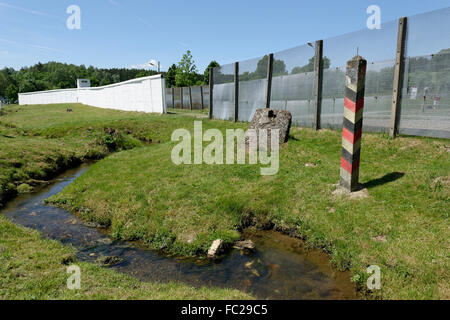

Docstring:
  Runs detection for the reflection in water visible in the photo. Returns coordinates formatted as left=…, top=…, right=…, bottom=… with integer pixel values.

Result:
left=1, top=165, right=357, bottom=300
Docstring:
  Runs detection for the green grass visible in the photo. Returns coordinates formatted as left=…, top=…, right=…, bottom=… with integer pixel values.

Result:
left=1, top=103, right=449, bottom=300
left=0, top=103, right=252, bottom=300
left=0, top=214, right=252, bottom=300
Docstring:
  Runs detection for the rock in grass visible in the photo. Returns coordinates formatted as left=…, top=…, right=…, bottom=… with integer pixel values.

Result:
left=207, top=239, right=223, bottom=259
left=244, top=109, right=292, bottom=150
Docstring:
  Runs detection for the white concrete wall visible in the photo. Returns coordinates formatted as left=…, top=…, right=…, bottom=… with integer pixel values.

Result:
left=19, top=75, right=166, bottom=114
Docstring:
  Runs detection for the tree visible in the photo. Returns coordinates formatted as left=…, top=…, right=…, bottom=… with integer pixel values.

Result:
left=291, top=56, right=331, bottom=74
left=204, top=61, right=220, bottom=85
left=0, top=71, right=7, bottom=96
left=165, top=64, right=177, bottom=87
left=175, top=50, right=198, bottom=87
left=5, top=84, right=18, bottom=102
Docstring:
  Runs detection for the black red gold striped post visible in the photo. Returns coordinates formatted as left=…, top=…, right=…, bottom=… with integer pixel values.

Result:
left=340, top=55, right=367, bottom=192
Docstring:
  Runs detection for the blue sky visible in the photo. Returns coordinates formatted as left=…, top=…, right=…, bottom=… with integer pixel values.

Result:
left=1, top=0, right=450, bottom=72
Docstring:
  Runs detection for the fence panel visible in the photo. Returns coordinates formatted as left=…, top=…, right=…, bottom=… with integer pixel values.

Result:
left=398, top=8, right=450, bottom=138
left=237, top=56, right=267, bottom=121
left=270, top=44, right=315, bottom=127
left=213, top=63, right=235, bottom=120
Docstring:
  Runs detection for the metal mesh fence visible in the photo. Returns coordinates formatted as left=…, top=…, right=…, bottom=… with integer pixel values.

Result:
left=209, top=7, right=450, bottom=139
left=237, top=56, right=267, bottom=121
left=270, top=45, right=315, bottom=127
left=398, top=7, right=450, bottom=138
left=213, top=63, right=235, bottom=120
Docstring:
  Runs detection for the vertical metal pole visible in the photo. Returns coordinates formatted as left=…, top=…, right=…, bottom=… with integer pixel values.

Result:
left=340, top=55, right=367, bottom=192
left=172, top=87, right=175, bottom=109
left=200, top=86, right=204, bottom=109
left=234, top=62, right=239, bottom=122
left=180, top=87, right=183, bottom=110
left=314, top=40, right=324, bottom=130
left=390, top=17, right=408, bottom=138
left=209, top=67, right=214, bottom=119
left=265, top=53, right=274, bottom=108
left=189, top=86, right=193, bottom=110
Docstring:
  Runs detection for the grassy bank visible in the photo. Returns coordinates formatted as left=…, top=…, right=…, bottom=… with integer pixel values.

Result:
left=1, top=103, right=449, bottom=299
left=0, top=214, right=251, bottom=299
left=0, top=103, right=251, bottom=299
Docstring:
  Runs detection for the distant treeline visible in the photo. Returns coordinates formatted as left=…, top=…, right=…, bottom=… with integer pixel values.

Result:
left=0, top=62, right=160, bottom=102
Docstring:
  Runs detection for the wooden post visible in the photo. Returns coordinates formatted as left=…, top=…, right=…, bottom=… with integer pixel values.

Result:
left=171, top=87, right=175, bottom=109
left=390, top=17, right=408, bottom=138
left=200, top=86, right=204, bottom=109
left=234, top=62, right=239, bottom=122
left=189, top=86, right=193, bottom=110
left=180, top=87, right=183, bottom=110
left=265, top=53, right=274, bottom=108
left=340, top=55, right=367, bottom=192
left=209, top=67, right=214, bottom=119
left=314, top=40, right=324, bottom=130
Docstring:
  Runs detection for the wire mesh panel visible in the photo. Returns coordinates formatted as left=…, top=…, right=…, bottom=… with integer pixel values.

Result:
left=398, top=8, right=450, bottom=138
left=182, top=87, right=191, bottom=109
left=173, top=87, right=182, bottom=109
left=202, top=86, right=210, bottom=109
left=190, top=86, right=202, bottom=109
left=322, top=20, right=398, bottom=69
left=213, top=63, right=235, bottom=120
left=363, top=60, right=395, bottom=132
left=237, top=56, right=267, bottom=121
left=400, top=54, right=450, bottom=138
left=270, top=44, right=315, bottom=127
left=165, top=88, right=174, bottom=108
left=321, top=66, right=346, bottom=129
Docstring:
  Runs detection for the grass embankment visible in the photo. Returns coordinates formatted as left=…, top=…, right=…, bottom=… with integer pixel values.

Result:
left=0, top=214, right=251, bottom=299
left=0, top=103, right=251, bottom=299
left=45, top=106, right=449, bottom=300
left=1, top=103, right=449, bottom=299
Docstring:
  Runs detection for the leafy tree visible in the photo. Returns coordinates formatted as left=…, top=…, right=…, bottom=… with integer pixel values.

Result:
left=5, top=84, right=18, bottom=102
left=175, top=50, right=198, bottom=87
left=204, top=61, right=220, bottom=84
left=165, top=64, right=177, bottom=87
left=291, top=56, right=331, bottom=74
left=0, top=71, right=7, bottom=96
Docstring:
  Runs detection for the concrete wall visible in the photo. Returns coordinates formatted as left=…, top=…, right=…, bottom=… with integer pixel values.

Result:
left=19, top=75, right=166, bottom=114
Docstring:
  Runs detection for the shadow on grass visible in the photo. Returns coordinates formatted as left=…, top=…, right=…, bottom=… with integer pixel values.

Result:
left=363, top=172, right=405, bottom=189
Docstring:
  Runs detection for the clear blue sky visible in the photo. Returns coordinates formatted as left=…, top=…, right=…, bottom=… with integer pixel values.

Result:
left=1, top=0, right=450, bottom=72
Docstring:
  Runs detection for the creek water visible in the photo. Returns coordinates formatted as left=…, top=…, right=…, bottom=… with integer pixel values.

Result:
left=1, top=164, right=357, bottom=300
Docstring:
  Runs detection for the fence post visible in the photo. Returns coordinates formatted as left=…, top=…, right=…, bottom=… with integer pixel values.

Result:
left=234, top=62, right=239, bottom=122
left=390, top=17, right=408, bottom=138
left=265, top=53, right=274, bottom=108
left=200, top=86, right=204, bottom=109
left=180, top=87, right=183, bottom=110
left=313, top=40, right=324, bottom=130
left=172, top=87, right=175, bottom=109
left=340, top=55, right=367, bottom=192
left=189, top=86, right=193, bottom=110
left=209, top=67, right=214, bottom=119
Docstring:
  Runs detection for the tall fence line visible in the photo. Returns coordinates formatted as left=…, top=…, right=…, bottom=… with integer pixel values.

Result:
left=165, top=85, right=210, bottom=110
left=209, top=7, right=450, bottom=139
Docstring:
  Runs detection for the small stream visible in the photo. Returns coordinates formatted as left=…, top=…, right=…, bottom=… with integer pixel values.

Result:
left=1, top=164, right=357, bottom=300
